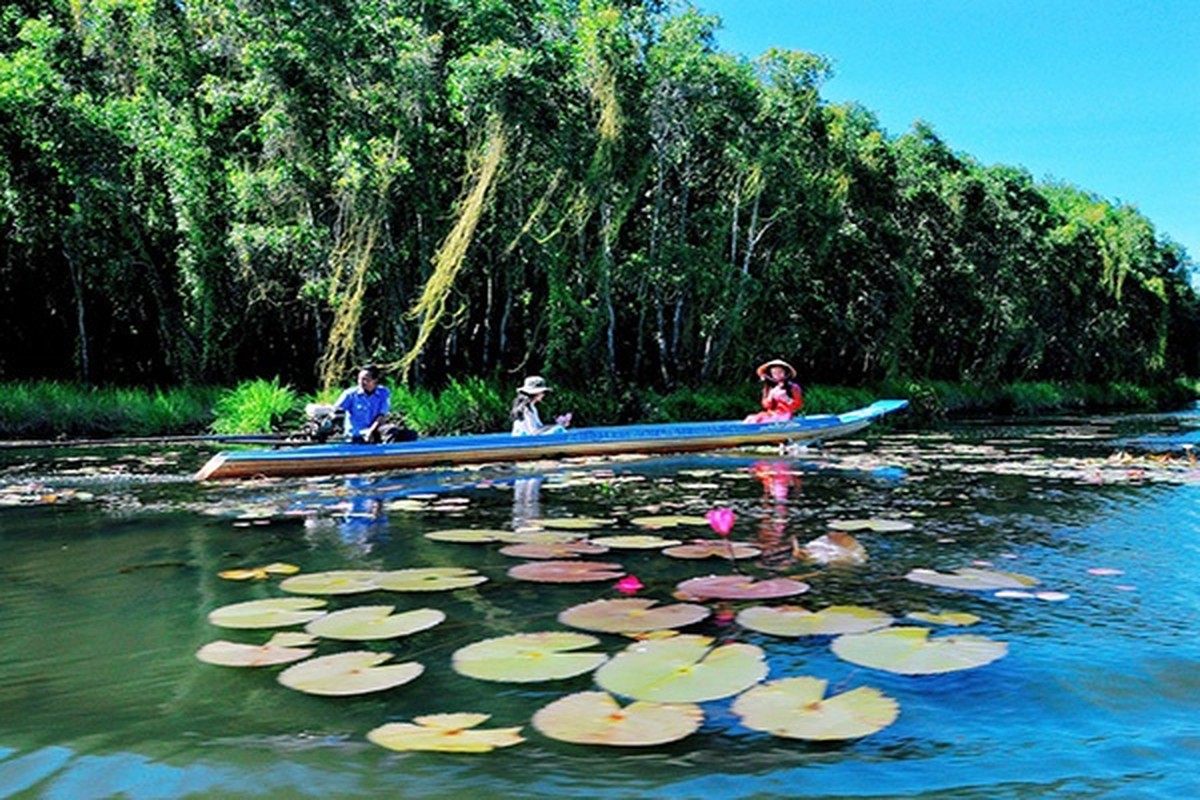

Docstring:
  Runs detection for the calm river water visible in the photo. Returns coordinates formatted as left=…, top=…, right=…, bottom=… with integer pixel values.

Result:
left=0, top=407, right=1197, bottom=799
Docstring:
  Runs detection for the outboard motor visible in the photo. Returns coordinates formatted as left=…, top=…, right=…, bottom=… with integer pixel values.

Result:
left=303, top=404, right=346, bottom=443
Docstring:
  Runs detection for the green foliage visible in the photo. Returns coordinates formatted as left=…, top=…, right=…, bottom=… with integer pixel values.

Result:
left=211, top=378, right=300, bottom=434
left=0, top=382, right=217, bottom=439
left=393, top=377, right=508, bottom=436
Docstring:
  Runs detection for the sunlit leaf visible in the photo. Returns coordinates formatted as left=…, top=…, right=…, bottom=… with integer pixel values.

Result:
left=277, top=651, right=423, bottom=695
left=905, top=610, right=981, bottom=627
left=532, top=691, right=702, bottom=746
left=828, top=518, right=914, bottom=532
left=508, top=560, right=626, bottom=583
left=367, top=713, right=524, bottom=753
left=218, top=561, right=301, bottom=581
left=425, top=528, right=512, bottom=543
left=732, top=677, right=899, bottom=740
left=499, top=541, right=610, bottom=559
left=595, top=634, right=767, bottom=702
left=662, top=540, right=761, bottom=560
left=589, top=535, right=682, bottom=550
left=305, top=605, right=445, bottom=641
left=195, top=633, right=316, bottom=667
left=737, top=605, right=893, bottom=637
left=531, top=517, right=616, bottom=530
left=675, top=574, right=809, bottom=601
left=629, top=515, right=710, bottom=529
left=279, top=570, right=382, bottom=595
left=831, top=626, right=1007, bottom=675
left=376, top=567, right=488, bottom=592
left=795, top=532, right=867, bottom=565
left=905, top=567, right=1039, bottom=591
left=559, top=598, right=710, bottom=633
left=452, top=632, right=607, bottom=682
left=207, top=597, right=328, bottom=629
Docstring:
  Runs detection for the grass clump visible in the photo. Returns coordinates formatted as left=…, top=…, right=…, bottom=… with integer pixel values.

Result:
left=211, top=378, right=300, bottom=434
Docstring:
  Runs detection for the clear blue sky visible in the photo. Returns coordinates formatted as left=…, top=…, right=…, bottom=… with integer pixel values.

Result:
left=696, top=0, right=1199, bottom=267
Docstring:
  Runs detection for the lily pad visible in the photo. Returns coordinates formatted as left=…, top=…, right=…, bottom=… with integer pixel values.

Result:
left=207, top=597, right=328, bottom=629
left=218, top=562, right=301, bottom=581
left=676, top=574, right=809, bottom=601
left=376, top=567, right=488, bottom=592
left=277, top=651, right=424, bottom=695
left=452, top=632, right=607, bottom=682
left=589, top=535, right=682, bottom=550
left=195, top=633, right=317, bottom=667
left=595, top=634, right=767, bottom=702
left=279, top=570, right=382, bottom=595
left=737, top=605, right=893, bottom=637
left=629, top=515, right=710, bottom=529
left=831, top=626, right=1008, bottom=675
left=828, top=518, right=914, bottom=532
left=532, top=691, right=702, bottom=746
left=367, top=713, right=524, bottom=753
left=499, top=541, right=610, bottom=559
left=559, top=598, right=710, bottom=633
left=424, top=528, right=513, bottom=543
left=905, top=567, right=1039, bottom=591
left=531, top=517, right=616, bottom=530
left=732, top=677, right=899, bottom=740
left=906, top=610, right=981, bottom=626
left=508, top=560, right=626, bottom=583
left=663, top=540, right=762, bottom=560
left=305, top=605, right=445, bottom=641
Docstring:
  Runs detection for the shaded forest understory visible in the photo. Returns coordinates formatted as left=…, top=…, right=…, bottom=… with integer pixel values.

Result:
left=2, top=0, right=1197, bottom=396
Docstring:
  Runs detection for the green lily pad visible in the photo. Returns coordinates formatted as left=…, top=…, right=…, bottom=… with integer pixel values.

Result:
left=499, top=541, right=611, bottom=559
left=367, top=713, right=525, bottom=753
left=531, top=517, right=616, bottom=530
left=905, top=567, right=1039, bottom=591
left=452, top=632, right=607, bottom=682
left=277, top=651, right=424, bottom=695
left=279, top=570, right=382, bottom=595
left=532, top=691, right=703, bottom=746
left=508, top=560, right=626, bottom=583
left=424, top=528, right=513, bottom=543
left=737, top=605, right=893, bottom=637
left=595, top=634, right=767, bottom=702
left=589, top=535, right=682, bottom=550
left=559, top=598, right=710, bottom=633
left=906, top=610, right=981, bottom=626
left=675, top=574, right=809, bottom=600
left=195, top=633, right=317, bottom=667
left=218, top=562, right=301, bottom=581
left=629, top=515, right=710, bottom=529
left=662, top=540, right=762, bottom=560
left=376, top=567, right=488, bottom=592
left=828, top=518, right=914, bottom=532
left=732, top=676, right=899, bottom=740
left=207, top=597, right=328, bottom=629
left=305, top=605, right=445, bottom=641
left=831, top=626, right=1008, bottom=675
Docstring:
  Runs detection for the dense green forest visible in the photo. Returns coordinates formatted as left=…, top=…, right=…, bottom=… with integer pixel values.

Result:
left=2, top=0, right=1197, bottom=394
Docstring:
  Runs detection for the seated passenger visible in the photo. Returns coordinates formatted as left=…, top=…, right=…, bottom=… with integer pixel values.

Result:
left=744, top=359, right=804, bottom=423
left=511, top=376, right=571, bottom=436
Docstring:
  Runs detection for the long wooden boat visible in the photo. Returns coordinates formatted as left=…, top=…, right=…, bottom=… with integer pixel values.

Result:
left=196, top=399, right=908, bottom=481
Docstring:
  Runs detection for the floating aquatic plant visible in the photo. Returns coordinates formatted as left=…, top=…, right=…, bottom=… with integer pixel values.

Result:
left=279, top=570, right=382, bottom=595
left=218, top=562, right=300, bottom=581
left=588, top=534, right=682, bottom=550
left=277, top=651, right=423, bottom=696
left=559, top=598, right=710, bottom=634
left=375, top=567, right=488, bottom=592
left=532, top=691, right=703, bottom=746
left=732, top=677, right=899, bottom=740
left=304, top=605, right=445, bottom=641
left=424, top=528, right=513, bottom=543
left=675, top=574, right=809, bottom=601
left=195, top=632, right=317, bottom=667
left=905, top=610, right=981, bottom=627
left=629, top=515, right=710, bottom=529
left=367, top=713, right=524, bottom=753
left=452, top=632, right=607, bottom=682
left=595, top=634, right=767, bottom=703
left=499, top=541, right=610, bottom=559
left=828, top=518, right=914, bottom=532
left=662, top=540, right=761, bottom=560
left=207, top=597, right=328, bottom=629
left=736, top=605, right=893, bottom=637
left=832, top=626, right=1007, bottom=675
left=530, top=517, right=616, bottom=530
left=905, top=567, right=1039, bottom=591
left=508, top=560, right=626, bottom=583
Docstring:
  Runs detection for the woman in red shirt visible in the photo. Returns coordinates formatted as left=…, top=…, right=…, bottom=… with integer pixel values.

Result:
left=744, top=359, right=803, bottom=423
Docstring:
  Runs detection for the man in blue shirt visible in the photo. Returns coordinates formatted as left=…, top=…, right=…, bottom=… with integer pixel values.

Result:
left=335, top=365, right=411, bottom=443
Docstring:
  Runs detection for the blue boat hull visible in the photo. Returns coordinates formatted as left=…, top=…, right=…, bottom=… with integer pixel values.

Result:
left=195, top=399, right=908, bottom=480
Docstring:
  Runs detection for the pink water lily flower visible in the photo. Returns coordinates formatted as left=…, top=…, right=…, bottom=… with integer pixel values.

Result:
left=706, top=507, right=736, bottom=538
left=614, top=575, right=645, bottom=595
